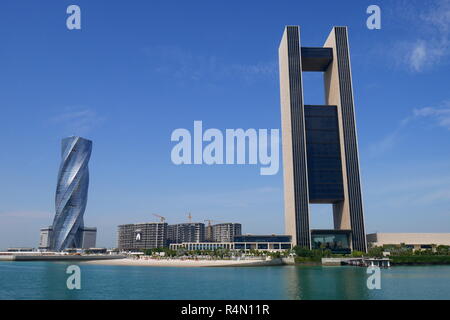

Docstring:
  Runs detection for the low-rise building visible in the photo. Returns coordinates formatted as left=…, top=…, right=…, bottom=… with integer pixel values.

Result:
left=170, top=242, right=234, bottom=251
left=6, top=248, right=34, bottom=252
left=84, top=248, right=107, bottom=254
left=169, top=234, right=292, bottom=252
left=367, top=233, right=450, bottom=250
left=233, top=234, right=292, bottom=251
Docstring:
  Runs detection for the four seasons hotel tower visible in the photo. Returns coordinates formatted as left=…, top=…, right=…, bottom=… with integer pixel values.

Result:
left=278, top=26, right=367, bottom=252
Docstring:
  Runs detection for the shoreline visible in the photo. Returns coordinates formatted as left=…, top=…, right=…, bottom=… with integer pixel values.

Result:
left=0, top=254, right=126, bottom=262
left=81, top=257, right=284, bottom=267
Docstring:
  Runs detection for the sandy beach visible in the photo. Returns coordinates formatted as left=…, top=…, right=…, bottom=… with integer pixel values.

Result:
left=81, top=257, right=283, bottom=267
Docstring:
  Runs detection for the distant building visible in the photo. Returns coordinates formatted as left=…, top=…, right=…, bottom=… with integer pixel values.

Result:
left=233, top=235, right=292, bottom=251
left=367, top=233, right=450, bottom=250
left=7, top=248, right=34, bottom=252
left=205, top=224, right=214, bottom=242
left=118, top=222, right=168, bottom=250
left=212, top=223, right=242, bottom=242
left=170, top=234, right=292, bottom=252
left=168, top=223, right=205, bottom=243
left=84, top=248, right=107, bottom=254
left=40, top=226, right=96, bottom=250
left=39, top=227, right=53, bottom=250
left=79, top=227, right=97, bottom=249
left=170, top=242, right=234, bottom=251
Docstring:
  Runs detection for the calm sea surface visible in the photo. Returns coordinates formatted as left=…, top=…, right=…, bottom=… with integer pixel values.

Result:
left=1, top=261, right=450, bottom=299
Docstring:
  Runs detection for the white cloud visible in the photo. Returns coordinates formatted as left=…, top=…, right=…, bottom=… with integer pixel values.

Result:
left=143, top=45, right=276, bottom=84
left=421, top=0, right=450, bottom=34
left=407, top=38, right=447, bottom=72
left=369, top=100, right=450, bottom=156
left=417, top=189, right=450, bottom=204
left=409, top=41, right=427, bottom=72
left=368, top=130, right=401, bottom=157
left=50, top=108, right=105, bottom=135
left=230, top=61, right=277, bottom=82
left=392, top=0, right=450, bottom=72
left=413, top=101, right=450, bottom=129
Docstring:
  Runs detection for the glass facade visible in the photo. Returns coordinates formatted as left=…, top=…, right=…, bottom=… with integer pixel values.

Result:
left=304, top=105, right=344, bottom=202
left=311, top=231, right=351, bottom=253
left=51, top=136, right=92, bottom=251
left=233, top=235, right=292, bottom=243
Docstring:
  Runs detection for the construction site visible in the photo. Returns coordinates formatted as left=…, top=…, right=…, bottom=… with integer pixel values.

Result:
left=117, top=213, right=242, bottom=251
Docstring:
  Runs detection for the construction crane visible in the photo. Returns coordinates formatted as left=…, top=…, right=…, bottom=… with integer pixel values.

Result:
left=204, top=219, right=220, bottom=242
left=187, top=212, right=192, bottom=223
left=152, top=213, right=166, bottom=223
left=204, top=219, right=220, bottom=227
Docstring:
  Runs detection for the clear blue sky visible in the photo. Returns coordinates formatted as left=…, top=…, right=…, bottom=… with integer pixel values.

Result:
left=1, top=0, right=449, bottom=249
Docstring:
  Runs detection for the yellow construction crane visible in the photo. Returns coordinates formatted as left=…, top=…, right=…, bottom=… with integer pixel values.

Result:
left=152, top=213, right=166, bottom=223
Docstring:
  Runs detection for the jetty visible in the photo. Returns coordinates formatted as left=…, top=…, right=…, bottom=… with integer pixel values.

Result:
left=322, top=257, right=390, bottom=267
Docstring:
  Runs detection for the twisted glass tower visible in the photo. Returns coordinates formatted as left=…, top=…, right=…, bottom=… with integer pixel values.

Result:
left=50, top=136, right=92, bottom=251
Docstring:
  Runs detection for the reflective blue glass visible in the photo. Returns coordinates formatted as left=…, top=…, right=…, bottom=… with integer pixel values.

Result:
left=51, top=136, right=92, bottom=251
left=233, top=235, right=291, bottom=243
left=304, top=105, right=345, bottom=201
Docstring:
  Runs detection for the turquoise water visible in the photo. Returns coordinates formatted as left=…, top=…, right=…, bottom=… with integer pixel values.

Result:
left=1, top=261, right=450, bottom=299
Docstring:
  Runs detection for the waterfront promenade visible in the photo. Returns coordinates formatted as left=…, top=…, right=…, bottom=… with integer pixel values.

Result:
left=0, top=253, right=125, bottom=262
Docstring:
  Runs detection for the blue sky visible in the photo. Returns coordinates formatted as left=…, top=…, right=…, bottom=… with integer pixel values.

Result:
left=0, top=0, right=449, bottom=249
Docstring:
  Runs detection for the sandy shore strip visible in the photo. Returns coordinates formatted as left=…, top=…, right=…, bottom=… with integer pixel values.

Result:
left=81, top=258, right=283, bottom=267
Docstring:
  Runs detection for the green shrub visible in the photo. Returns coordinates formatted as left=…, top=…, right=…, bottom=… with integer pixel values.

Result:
left=391, top=255, right=450, bottom=265
left=292, top=246, right=332, bottom=262
left=351, top=250, right=365, bottom=257
left=368, top=246, right=384, bottom=258
left=436, top=245, right=450, bottom=255
left=143, top=249, right=153, bottom=256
